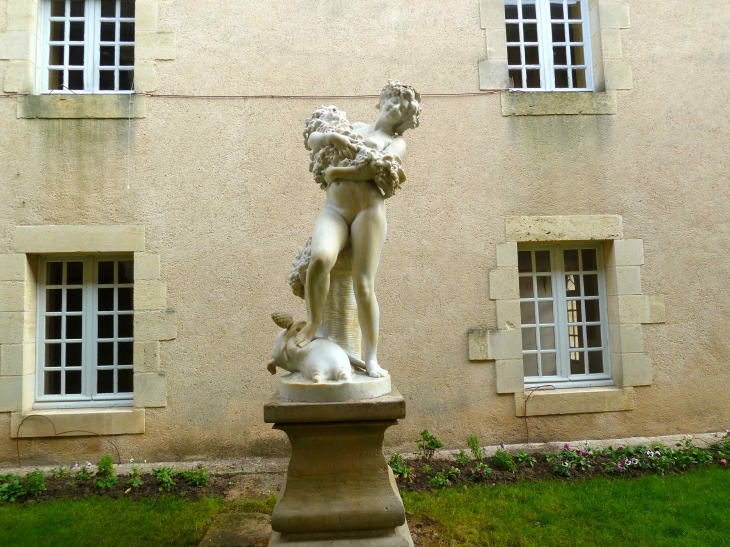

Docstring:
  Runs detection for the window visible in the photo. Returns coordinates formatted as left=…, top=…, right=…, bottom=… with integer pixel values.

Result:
left=505, top=0, right=593, bottom=90
left=36, top=256, right=134, bottom=408
left=42, top=0, right=135, bottom=93
left=518, top=244, right=611, bottom=387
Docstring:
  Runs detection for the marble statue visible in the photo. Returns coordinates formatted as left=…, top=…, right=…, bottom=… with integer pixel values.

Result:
left=269, top=81, right=421, bottom=391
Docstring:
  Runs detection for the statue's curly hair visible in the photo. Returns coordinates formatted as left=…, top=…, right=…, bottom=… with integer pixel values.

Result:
left=377, top=80, right=421, bottom=135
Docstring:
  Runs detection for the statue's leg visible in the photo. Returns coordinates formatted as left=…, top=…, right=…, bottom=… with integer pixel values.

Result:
left=296, top=207, right=349, bottom=348
left=350, top=205, right=388, bottom=378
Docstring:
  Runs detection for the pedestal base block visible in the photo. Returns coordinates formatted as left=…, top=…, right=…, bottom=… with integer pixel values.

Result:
left=265, top=389, right=413, bottom=547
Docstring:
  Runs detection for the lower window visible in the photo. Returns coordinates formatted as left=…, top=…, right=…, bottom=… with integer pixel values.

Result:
left=518, top=244, right=611, bottom=388
left=35, top=256, right=134, bottom=408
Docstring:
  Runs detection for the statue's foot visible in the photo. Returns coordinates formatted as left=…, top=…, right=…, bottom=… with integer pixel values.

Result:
left=365, top=360, right=388, bottom=378
left=295, top=321, right=318, bottom=348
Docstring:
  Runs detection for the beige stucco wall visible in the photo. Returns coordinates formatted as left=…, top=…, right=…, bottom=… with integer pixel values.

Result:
left=0, top=0, right=729, bottom=466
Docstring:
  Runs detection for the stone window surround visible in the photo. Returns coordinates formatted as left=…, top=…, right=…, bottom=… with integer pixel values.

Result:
left=468, top=215, right=666, bottom=417
left=0, top=0, right=176, bottom=118
left=0, top=225, right=176, bottom=439
left=478, top=0, right=632, bottom=116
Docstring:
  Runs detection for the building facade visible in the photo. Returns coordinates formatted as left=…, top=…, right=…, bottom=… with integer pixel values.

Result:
left=0, top=0, right=728, bottom=466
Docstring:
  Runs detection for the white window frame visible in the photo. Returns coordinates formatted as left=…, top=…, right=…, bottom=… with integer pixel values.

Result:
left=40, top=0, right=135, bottom=94
left=504, top=0, right=594, bottom=91
left=519, top=243, right=612, bottom=388
left=35, top=254, right=134, bottom=409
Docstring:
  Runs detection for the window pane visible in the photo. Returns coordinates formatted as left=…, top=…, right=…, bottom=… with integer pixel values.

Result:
left=118, top=341, right=133, bottom=365
left=540, top=327, right=555, bottom=350
left=47, top=289, right=63, bottom=312
left=49, top=45, right=64, bottom=65
left=100, top=46, right=115, bottom=66
left=588, top=351, right=604, bottom=374
left=569, top=23, right=583, bottom=41
left=508, top=46, right=522, bottom=65
left=550, top=1, right=564, bottom=19
left=581, top=249, right=597, bottom=271
left=46, top=316, right=62, bottom=340
left=553, top=46, right=567, bottom=65
left=118, top=70, right=134, bottom=90
left=46, top=343, right=62, bottom=367
left=67, top=315, right=82, bottom=339
left=120, top=0, right=135, bottom=17
left=66, top=343, right=83, bottom=367
left=521, top=2, right=536, bottom=19
left=541, top=352, right=557, bottom=376
left=523, top=353, right=538, bottom=376
left=519, top=277, right=534, bottom=298
left=98, top=288, right=114, bottom=311
left=522, top=327, right=537, bottom=351
left=99, top=70, right=115, bottom=90
left=48, top=262, right=64, bottom=285
left=523, top=23, right=538, bottom=42
left=51, top=0, right=65, bottom=16
left=572, top=69, right=587, bottom=88
left=119, top=22, right=135, bottom=42
left=563, top=249, right=579, bottom=271
left=570, top=351, right=585, bottom=374
left=585, top=299, right=601, bottom=322
left=70, top=0, right=85, bottom=16
left=534, top=251, right=550, bottom=272
left=504, top=4, right=518, bottom=19
left=524, top=46, right=539, bottom=65
left=98, top=342, right=114, bottom=366
left=67, top=288, right=83, bottom=312
left=98, top=315, right=114, bottom=339
left=49, top=69, right=64, bottom=90
left=584, top=274, right=599, bottom=296
left=100, top=22, right=116, bottom=41
left=566, top=300, right=582, bottom=322
left=571, top=46, right=585, bottom=65
left=118, top=369, right=134, bottom=393
left=554, top=69, right=568, bottom=87
left=536, top=276, right=552, bottom=297
left=67, top=262, right=83, bottom=284
left=69, top=21, right=85, bottom=41
left=568, top=325, right=584, bottom=349
left=45, top=371, right=62, bottom=395
left=119, top=46, right=134, bottom=66
left=551, top=23, right=566, bottom=42
left=587, top=325, right=602, bottom=347
left=68, top=70, right=84, bottom=90
left=69, top=45, right=84, bottom=66
left=98, top=261, right=115, bottom=284
left=118, top=288, right=133, bottom=310
left=50, top=21, right=65, bottom=41
left=525, top=69, right=540, bottom=88
left=101, top=0, right=116, bottom=17
left=567, top=0, right=581, bottom=19
left=66, top=370, right=82, bottom=394
left=506, top=24, right=520, bottom=42
left=518, top=251, right=532, bottom=272
left=118, top=315, right=133, bottom=338
left=97, top=369, right=114, bottom=393
left=509, top=69, right=523, bottom=88
left=538, top=300, right=554, bottom=323
left=565, top=274, right=581, bottom=297
left=520, top=302, right=535, bottom=324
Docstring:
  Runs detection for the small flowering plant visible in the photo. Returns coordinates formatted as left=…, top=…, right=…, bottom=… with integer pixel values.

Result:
left=552, top=443, right=594, bottom=477
left=469, top=462, right=492, bottom=483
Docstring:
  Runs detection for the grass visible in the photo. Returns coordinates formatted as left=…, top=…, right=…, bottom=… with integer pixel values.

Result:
left=402, top=466, right=730, bottom=546
left=0, top=496, right=223, bottom=547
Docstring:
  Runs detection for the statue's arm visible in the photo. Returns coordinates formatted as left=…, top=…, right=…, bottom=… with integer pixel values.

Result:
left=308, top=131, right=358, bottom=157
left=385, top=136, right=407, bottom=158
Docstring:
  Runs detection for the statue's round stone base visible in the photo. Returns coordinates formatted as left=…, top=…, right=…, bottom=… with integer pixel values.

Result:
left=278, top=371, right=391, bottom=402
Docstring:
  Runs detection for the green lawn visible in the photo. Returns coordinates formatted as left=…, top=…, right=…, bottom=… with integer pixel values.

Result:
left=1, top=468, right=729, bottom=547
left=403, top=466, right=730, bottom=547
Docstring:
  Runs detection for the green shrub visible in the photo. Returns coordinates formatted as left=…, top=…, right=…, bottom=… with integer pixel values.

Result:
left=152, top=467, right=177, bottom=492
left=416, top=430, right=443, bottom=460
left=466, top=435, right=484, bottom=462
left=515, top=450, right=537, bottom=468
left=183, top=468, right=210, bottom=487
left=23, top=471, right=46, bottom=497
left=95, top=454, right=118, bottom=489
left=388, top=454, right=412, bottom=480
left=0, top=476, right=26, bottom=503
left=470, top=462, right=492, bottom=483
left=491, top=449, right=517, bottom=473
left=454, top=450, right=471, bottom=467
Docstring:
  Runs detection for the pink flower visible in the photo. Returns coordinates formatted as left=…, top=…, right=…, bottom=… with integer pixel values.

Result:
left=616, top=464, right=623, bottom=471
left=500, top=442, right=506, bottom=449
left=721, top=459, right=727, bottom=468
left=617, top=446, right=624, bottom=450
left=564, top=444, right=571, bottom=450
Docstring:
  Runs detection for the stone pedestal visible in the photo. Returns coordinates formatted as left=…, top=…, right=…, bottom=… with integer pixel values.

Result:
left=264, top=389, right=414, bottom=547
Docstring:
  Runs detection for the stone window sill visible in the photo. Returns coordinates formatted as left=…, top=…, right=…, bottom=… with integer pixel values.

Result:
left=10, top=408, right=145, bottom=438
left=17, top=94, right=146, bottom=119
left=501, top=91, right=617, bottom=116
left=514, top=386, right=633, bottom=417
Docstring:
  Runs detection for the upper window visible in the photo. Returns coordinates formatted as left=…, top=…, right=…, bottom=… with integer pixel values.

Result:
left=505, top=0, right=593, bottom=91
left=42, top=0, right=135, bottom=93
left=518, top=244, right=611, bottom=388
left=36, top=256, right=134, bottom=408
